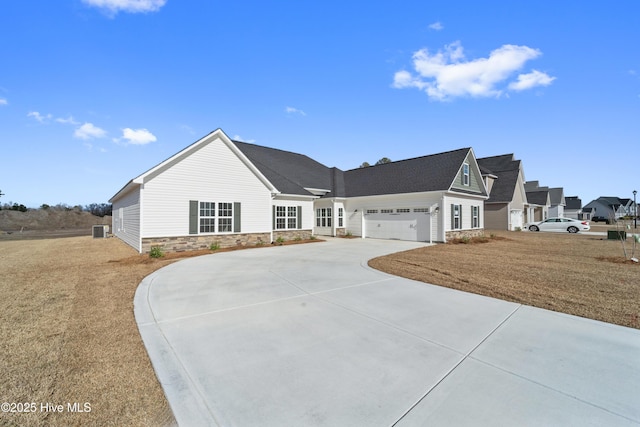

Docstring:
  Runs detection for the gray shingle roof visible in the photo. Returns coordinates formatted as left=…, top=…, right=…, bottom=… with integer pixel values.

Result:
left=565, top=196, right=582, bottom=210
left=526, top=190, right=549, bottom=206
left=343, top=148, right=473, bottom=197
left=477, top=155, right=521, bottom=203
left=235, top=141, right=477, bottom=198
left=234, top=141, right=338, bottom=196
left=548, top=188, right=565, bottom=205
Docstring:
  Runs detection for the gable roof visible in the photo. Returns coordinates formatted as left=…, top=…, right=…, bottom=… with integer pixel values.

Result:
left=548, top=188, right=565, bottom=206
left=477, top=154, right=523, bottom=203
left=111, top=129, right=487, bottom=202
left=342, top=148, right=483, bottom=197
left=110, top=129, right=277, bottom=202
left=527, top=190, right=550, bottom=206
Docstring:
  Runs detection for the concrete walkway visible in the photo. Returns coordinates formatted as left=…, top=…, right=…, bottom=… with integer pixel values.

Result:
left=135, top=238, right=640, bottom=426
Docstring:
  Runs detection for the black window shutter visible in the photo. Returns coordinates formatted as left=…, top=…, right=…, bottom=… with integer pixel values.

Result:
left=297, top=206, right=302, bottom=229
left=272, top=206, right=276, bottom=230
left=189, top=200, right=198, bottom=234
left=233, top=202, right=241, bottom=232
left=450, top=204, right=454, bottom=229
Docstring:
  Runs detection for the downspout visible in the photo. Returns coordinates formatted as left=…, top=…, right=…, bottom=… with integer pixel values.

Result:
left=441, top=194, right=447, bottom=243
left=270, top=193, right=276, bottom=243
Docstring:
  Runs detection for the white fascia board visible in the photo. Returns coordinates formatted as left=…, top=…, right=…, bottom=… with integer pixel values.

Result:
left=109, top=180, right=139, bottom=203
left=275, top=193, right=319, bottom=201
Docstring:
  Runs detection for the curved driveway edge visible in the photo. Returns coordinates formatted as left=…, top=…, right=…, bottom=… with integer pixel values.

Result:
left=135, top=238, right=640, bottom=426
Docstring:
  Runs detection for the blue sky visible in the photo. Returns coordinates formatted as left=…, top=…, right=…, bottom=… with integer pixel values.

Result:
left=1, top=1, right=639, bottom=208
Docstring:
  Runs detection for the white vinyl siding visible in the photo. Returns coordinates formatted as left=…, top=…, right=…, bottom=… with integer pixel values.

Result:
left=112, top=187, right=141, bottom=251
left=272, top=198, right=314, bottom=230
left=445, top=195, right=484, bottom=233
left=141, top=136, right=272, bottom=238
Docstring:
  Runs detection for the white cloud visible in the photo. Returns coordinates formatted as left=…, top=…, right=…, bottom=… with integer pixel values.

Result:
left=56, top=115, right=80, bottom=125
left=27, top=111, right=53, bottom=123
left=285, top=106, right=307, bottom=116
left=393, top=41, right=555, bottom=100
left=74, top=122, right=107, bottom=140
left=428, top=21, right=444, bottom=31
left=120, top=128, right=157, bottom=145
left=82, top=0, right=166, bottom=14
left=508, top=70, right=556, bottom=91
left=0, top=98, right=7, bottom=106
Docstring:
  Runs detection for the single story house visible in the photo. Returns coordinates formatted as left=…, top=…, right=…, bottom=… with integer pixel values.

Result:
left=583, top=197, right=628, bottom=220
left=109, top=129, right=489, bottom=253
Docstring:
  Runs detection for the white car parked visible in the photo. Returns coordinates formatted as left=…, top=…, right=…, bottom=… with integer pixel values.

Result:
left=528, top=217, right=590, bottom=233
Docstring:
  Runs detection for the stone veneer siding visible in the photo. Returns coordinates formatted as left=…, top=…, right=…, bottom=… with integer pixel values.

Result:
left=272, top=229, right=312, bottom=242
left=445, top=229, right=485, bottom=241
left=142, top=232, right=271, bottom=253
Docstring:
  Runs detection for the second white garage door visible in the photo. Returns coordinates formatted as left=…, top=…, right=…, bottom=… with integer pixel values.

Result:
left=364, top=209, right=431, bottom=241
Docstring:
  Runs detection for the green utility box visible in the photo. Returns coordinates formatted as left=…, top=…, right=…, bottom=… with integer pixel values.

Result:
left=607, top=230, right=626, bottom=240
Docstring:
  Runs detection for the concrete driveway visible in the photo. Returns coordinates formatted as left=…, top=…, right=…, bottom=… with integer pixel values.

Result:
left=135, top=238, right=640, bottom=426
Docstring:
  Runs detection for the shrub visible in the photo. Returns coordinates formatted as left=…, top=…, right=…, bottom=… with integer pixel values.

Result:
left=149, top=246, right=164, bottom=258
left=310, top=235, right=317, bottom=240
left=209, top=242, right=220, bottom=251
left=294, top=236, right=302, bottom=241
left=275, top=236, right=285, bottom=245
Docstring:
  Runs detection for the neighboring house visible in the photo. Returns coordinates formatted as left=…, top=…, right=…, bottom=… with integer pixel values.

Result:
left=524, top=181, right=565, bottom=219
left=564, top=196, right=589, bottom=220
left=109, top=129, right=489, bottom=253
left=619, top=198, right=638, bottom=217
left=583, top=197, right=627, bottom=220
left=548, top=188, right=566, bottom=218
left=524, top=181, right=551, bottom=222
left=477, top=154, right=528, bottom=231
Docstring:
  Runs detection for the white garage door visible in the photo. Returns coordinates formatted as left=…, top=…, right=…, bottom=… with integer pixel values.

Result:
left=510, top=209, right=523, bottom=230
left=365, top=209, right=430, bottom=241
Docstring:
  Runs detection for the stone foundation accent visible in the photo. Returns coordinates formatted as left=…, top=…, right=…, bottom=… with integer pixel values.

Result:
left=142, top=232, right=271, bottom=253
left=273, top=229, right=312, bottom=242
left=445, top=229, right=485, bottom=241
left=335, top=228, right=347, bottom=237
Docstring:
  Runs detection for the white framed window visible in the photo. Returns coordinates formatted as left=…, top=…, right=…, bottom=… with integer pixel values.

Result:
left=287, top=206, right=297, bottom=229
left=366, top=209, right=378, bottom=214
left=276, top=206, right=287, bottom=229
left=200, top=201, right=216, bottom=233
left=472, top=205, right=480, bottom=228
left=381, top=209, right=393, bottom=214
left=462, top=163, right=470, bottom=186
left=338, top=208, right=344, bottom=227
left=316, top=208, right=332, bottom=227
left=396, top=208, right=410, bottom=213
left=218, top=202, right=233, bottom=232
left=191, top=201, right=240, bottom=235
left=276, top=206, right=299, bottom=230
left=452, top=204, right=462, bottom=229
left=414, top=208, right=429, bottom=213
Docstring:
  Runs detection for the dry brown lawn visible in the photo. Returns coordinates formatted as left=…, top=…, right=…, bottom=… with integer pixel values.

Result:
left=1, top=229, right=638, bottom=426
left=370, top=230, right=640, bottom=329
left=0, top=234, right=322, bottom=427
left=0, top=236, right=176, bottom=427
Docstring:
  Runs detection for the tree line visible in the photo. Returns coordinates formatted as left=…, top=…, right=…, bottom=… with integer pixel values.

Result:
left=0, top=201, right=112, bottom=217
